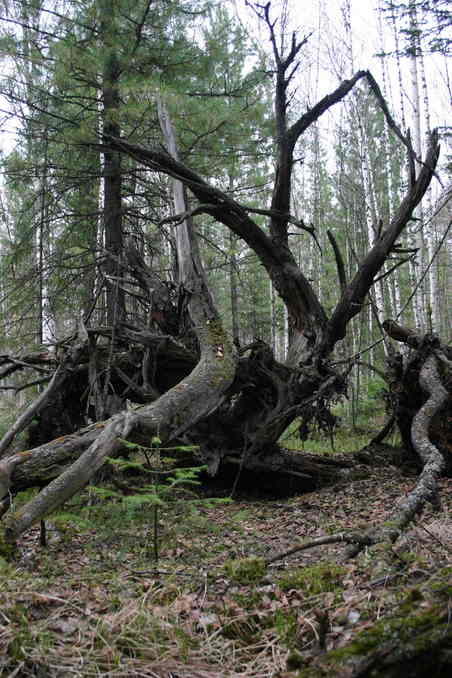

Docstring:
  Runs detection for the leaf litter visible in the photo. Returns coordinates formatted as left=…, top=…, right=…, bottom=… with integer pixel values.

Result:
left=0, top=463, right=450, bottom=677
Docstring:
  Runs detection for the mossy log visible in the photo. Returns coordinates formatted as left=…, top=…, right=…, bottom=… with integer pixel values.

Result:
left=299, top=600, right=452, bottom=677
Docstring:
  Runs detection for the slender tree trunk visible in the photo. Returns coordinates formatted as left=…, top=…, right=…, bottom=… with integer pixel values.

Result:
left=270, top=280, right=276, bottom=355
left=37, top=134, right=47, bottom=347
left=409, top=0, right=426, bottom=329
left=417, top=41, right=438, bottom=332
left=229, top=234, right=240, bottom=346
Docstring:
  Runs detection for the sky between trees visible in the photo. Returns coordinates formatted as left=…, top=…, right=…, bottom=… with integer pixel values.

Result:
left=0, top=0, right=450, bottom=356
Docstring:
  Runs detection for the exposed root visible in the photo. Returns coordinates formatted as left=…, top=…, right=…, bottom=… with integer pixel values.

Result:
left=345, top=352, right=449, bottom=557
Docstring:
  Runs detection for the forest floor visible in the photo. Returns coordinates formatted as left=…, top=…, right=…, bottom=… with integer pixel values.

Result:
left=0, top=438, right=451, bottom=677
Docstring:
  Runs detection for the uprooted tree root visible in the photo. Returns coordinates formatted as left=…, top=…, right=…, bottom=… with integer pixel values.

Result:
left=0, top=64, right=442, bottom=552
left=259, top=323, right=451, bottom=566
left=0, top=322, right=450, bottom=560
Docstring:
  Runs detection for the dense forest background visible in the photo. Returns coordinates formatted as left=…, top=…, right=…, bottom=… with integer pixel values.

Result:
left=0, top=3, right=451, bottom=677
left=0, top=0, right=450, bottom=419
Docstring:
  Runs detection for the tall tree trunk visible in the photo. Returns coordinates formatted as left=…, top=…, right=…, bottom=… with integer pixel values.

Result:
left=416, top=36, right=438, bottom=332
left=409, top=0, right=427, bottom=329
left=100, top=0, right=125, bottom=326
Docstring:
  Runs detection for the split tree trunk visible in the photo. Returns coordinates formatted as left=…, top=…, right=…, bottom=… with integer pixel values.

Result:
left=0, top=101, right=237, bottom=546
left=0, top=15, right=442, bottom=545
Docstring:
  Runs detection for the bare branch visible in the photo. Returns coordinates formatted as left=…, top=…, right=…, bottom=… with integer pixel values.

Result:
left=288, top=71, right=368, bottom=146
left=130, top=0, right=153, bottom=56
left=326, top=230, right=347, bottom=293
left=365, top=70, right=416, bottom=181
left=160, top=203, right=317, bottom=240
left=266, top=533, right=372, bottom=565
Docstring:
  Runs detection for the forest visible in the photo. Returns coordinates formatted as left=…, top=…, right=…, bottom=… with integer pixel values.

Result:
left=0, top=0, right=451, bottom=676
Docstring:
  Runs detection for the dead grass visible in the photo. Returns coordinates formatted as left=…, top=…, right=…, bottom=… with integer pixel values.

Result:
left=1, top=459, right=451, bottom=677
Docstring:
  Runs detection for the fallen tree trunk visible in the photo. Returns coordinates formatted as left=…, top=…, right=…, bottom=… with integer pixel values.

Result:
left=1, top=316, right=236, bottom=544
left=0, top=52, right=441, bottom=548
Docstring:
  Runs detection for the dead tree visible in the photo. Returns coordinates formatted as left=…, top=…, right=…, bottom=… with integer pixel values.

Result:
left=0, top=7, right=445, bottom=550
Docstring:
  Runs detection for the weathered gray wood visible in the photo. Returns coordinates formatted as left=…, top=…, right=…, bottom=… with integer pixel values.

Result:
left=1, top=102, right=236, bottom=546
left=346, top=350, right=448, bottom=557
left=0, top=453, right=32, bottom=501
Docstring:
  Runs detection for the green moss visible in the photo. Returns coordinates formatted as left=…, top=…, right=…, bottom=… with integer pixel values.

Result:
left=274, top=609, right=300, bottom=649
left=287, top=650, right=305, bottom=670
left=277, top=563, right=346, bottom=595
left=312, top=605, right=448, bottom=672
left=8, top=630, right=32, bottom=662
left=436, top=566, right=452, bottom=578
left=430, top=581, right=452, bottom=598
left=394, top=549, right=417, bottom=565
left=223, top=556, right=266, bottom=585
left=296, top=669, right=317, bottom=678
left=429, top=567, right=452, bottom=599
left=0, top=535, right=16, bottom=561
left=232, top=590, right=265, bottom=610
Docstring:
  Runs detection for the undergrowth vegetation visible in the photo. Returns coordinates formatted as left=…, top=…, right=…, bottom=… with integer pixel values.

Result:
left=280, top=377, right=395, bottom=455
left=1, top=435, right=450, bottom=677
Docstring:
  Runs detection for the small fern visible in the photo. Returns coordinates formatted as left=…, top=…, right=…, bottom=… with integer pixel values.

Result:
left=44, top=438, right=226, bottom=561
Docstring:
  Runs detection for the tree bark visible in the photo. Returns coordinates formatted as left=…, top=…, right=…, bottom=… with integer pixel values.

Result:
left=302, top=601, right=452, bottom=678
left=100, top=0, right=125, bottom=326
left=345, top=323, right=450, bottom=557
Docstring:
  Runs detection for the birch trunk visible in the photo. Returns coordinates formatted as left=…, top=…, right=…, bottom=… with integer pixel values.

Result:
left=408, top=0, right=426, bottom=329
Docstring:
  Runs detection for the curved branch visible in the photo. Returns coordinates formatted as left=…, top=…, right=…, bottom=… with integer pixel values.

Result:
left=103, top=134, right=328, bottom=348
left=327, top=229, right=347, bottom=293
left=266, top=532, right=372, bottom=565
left=288, top=70, right=368, bottom=145
left=102, top=135, right=277, bottom=267
left=345, top=354, right=448, bottom=558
